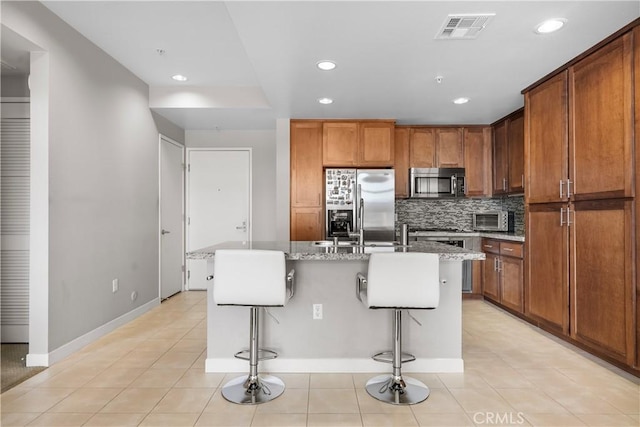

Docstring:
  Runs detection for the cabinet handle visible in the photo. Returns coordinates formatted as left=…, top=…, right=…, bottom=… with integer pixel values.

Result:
left=496, top=259, right=502, bottom=272
left=503, top=247, right=514, bottom=252
left=559, top=180, right=564, bottom=198
left=560, top=207, right=565, bottom=226
left=503, top=178, right=507, bottom=191
left=483, top=244, right=493, bottom=249
left=567, top=208, right=573, bottom=226
left=566, top=179, right=572, bottom=198
left=521, top=174, right=524, bottom=187
left=494, top=258, right=498, bottom=271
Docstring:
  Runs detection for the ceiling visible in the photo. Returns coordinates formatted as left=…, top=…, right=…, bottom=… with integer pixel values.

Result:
left=9, top=1, right=640, bottom=130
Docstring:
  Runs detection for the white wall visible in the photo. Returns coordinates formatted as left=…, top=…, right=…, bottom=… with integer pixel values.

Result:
left=186, top=130, right=277, bottom=241
left=2, top=1, right=184, bottom=356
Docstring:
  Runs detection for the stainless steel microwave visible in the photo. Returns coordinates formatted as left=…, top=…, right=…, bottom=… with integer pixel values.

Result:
left=473, top=211, right=515, bottom=232
left=409, top=168, right=465, bottom=198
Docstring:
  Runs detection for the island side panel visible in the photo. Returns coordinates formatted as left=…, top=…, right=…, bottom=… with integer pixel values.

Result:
left=205, top=259, right=463, bottom=373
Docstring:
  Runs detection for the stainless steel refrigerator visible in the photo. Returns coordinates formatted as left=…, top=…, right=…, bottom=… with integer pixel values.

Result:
left=325, top=169, right=395, bottom=241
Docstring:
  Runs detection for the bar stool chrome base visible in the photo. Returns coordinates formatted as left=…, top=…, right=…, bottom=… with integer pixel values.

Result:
left=365, top=374, right=430, bottom=405
left=221, top=374, right=285, bottom=405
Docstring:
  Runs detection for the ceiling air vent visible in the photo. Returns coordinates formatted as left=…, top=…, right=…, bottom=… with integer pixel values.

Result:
left=435, top=13, right=495, bottom=40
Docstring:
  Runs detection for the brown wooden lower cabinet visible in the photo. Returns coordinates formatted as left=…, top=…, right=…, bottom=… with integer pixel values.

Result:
left=526, top=199, right=637, bottom=370
left=290, top=207, right=323, bottom=241
left=482, top=239, right=524, bottom=313
left=571, top=199, right=635, bottom=366
left=525, top=203, right=570, bottom=333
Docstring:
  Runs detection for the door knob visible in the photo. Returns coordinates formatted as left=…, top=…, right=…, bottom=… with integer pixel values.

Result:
left=161, top=229, right=171, bottom=235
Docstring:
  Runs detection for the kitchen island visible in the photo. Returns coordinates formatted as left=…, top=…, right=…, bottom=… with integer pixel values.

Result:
left=187, top=241, right=485, bottom=373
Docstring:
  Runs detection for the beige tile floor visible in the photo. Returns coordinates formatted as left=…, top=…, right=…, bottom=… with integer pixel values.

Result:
left=1, top=292, right=638, bottom=426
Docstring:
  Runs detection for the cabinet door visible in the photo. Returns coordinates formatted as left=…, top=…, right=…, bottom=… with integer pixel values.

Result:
left=436, top=128, right=464, bottom=167
left=409, top=128, right=436, bottom=168
left=483, top=253, right=500, bottom=302
left=501, top=255, right=524, bottom=313
left=571, top=199, right=634, bottom=364
left=463, top=127, right=491, bottom=197
left=507, top=112, right=524, bottom=193
left=394, top=127, right=410, bottom=198
left=525, top=203, right=569, bottom=333
left=569, top=34, right=633, bottom=200
left=525, top=72, right=568, bottom=204
left=290, top=207, right=323, bottom=241
left=323, top=122, right=358, bottom=166
left=492, top=120, right=508, bottom=195
left=290, top=121, right=323, bottom=207
left=635, top=26, right=640, bottom=370
left=359, top=122, right=394, bottom=166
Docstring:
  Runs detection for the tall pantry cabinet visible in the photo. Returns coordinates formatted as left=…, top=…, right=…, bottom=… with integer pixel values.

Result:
left=290, top=121, right=323, bottom=241
left=524, top=30, right=636, bottom=367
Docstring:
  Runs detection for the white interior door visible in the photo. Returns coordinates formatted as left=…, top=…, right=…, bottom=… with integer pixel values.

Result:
left=160, top=136, right=184, bottom=299
left=186, top=148, right=251, bottom=290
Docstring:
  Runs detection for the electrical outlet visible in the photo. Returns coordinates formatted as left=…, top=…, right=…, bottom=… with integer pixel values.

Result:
left=313, top=303, right=323, bottom=320
left=112, top=278, right=119, bottom=293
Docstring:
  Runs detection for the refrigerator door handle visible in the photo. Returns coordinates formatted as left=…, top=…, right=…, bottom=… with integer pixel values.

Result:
left=352, top=181, right=358, bottom=231
left=357, top=183, right=364, bottom=230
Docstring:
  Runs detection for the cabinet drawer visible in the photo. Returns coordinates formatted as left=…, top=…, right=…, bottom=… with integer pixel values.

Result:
left=500, top=241, right=523, bottom=258
left=481, top=239, right=500, bottom=254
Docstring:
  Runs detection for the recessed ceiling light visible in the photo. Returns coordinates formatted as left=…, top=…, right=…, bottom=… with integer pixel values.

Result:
left=316, top=60, right=337, bottom=71
left=172, top=74, right=188, bottom=82
left=318, top=97, right=333, bottom=105
left=453, top=97, right=469, bottom=105
left=535, top=18, right=566, bottom=34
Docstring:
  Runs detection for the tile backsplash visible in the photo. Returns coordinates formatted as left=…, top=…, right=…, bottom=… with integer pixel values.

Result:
left=396, top=196, right=525, bottom=235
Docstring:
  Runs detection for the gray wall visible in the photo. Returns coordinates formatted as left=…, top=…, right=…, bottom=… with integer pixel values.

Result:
left=2, top=1, right=184, bottom=351
left=1, top=74, right=29, bottom=97
left=186, top=130, right=277, bottom=241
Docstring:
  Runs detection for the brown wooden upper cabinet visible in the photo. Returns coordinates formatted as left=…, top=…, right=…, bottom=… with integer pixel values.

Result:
left=322, top=121, right=394, bottom=167
left=435, top=128, right=464, bottom=167
left=492, top=109, right=524, bottom=196
left=322, top=122, right=358, bottom=166
left=569, top=32, right=634, bottom=201
left=394, top=127, right=410, bottom=198
left=359, top=122, right=395, bottom=166
left=409, top=128, right=436, bottom=167
left=409, top=127, right=464, bottom=168
left=525, top=72, right=569, bottom=204
left=463, top=127, right=492, bottom=197
left=526, top=33, right=633, bottom=204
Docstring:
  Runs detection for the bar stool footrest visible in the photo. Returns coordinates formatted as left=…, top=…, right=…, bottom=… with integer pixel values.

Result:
left=372, top=351, right=416, bottom=364
left=234, top=349, right=278, bottom=361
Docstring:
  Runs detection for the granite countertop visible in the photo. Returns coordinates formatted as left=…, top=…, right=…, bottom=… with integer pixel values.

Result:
left=187, top=240, right=486, bottom=261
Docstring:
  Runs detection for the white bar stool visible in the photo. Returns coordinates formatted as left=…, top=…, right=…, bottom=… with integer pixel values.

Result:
left=213, top=249, right=294, bottom=404
left=356, top=252, right=440, bottom=405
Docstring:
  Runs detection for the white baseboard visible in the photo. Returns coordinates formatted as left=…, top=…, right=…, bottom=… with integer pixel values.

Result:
left=205, top=357, right=464, bottom=373
left=26, top=298, right=159, bottom=367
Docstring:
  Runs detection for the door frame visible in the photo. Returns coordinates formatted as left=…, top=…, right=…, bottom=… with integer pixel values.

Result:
left=158, top=135, right=185, bottom=299
left=185, top=147, right=252, bottom=290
